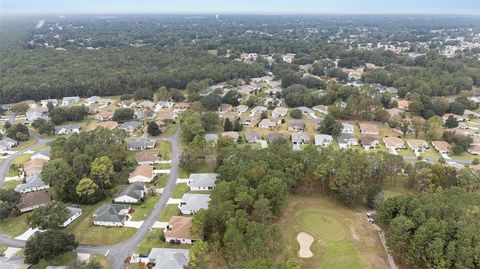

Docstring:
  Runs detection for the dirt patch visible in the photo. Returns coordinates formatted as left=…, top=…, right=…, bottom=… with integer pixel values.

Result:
left=297, top=232, right=314, bottom=258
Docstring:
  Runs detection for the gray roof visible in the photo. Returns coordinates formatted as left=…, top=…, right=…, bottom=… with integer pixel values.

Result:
left=63, top=96, right=80, bottom=101
left=314, top=134, right=333, bottom=145
left=296, top=106, right=314, bottom=114
left=291, top=132, right=310, bottom=143
left=93, top=204, right=129, bottom=223
left=288, top=120, right=305, bottom=129
left=148, top=248, right=189, bottom=269
left=119, top=121, right=143, bottom=131
left=204, top=133, right=219, bottom=142
left=127, top=138, right=156, bottom=150
left=66, top=206, right=83, bottom=219
left=180, top=193, right=210, bottom=213
left=244, top=131, right=261, bottom=143
left=54, top=124, right=80, bottom=134
left=33, top=147, right=51, bottom=158
left=0, top=138, right=17, bottom=150
left=115, top=183, right=145, bottom=201
left=337, top=134, right=357, bottom=144
left=188, top=173, right=219, bottom=189
left=15, top=174, right=49, bottom=192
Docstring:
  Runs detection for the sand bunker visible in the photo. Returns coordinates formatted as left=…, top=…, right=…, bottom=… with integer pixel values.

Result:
left=297, top=232, right=314, bottom=258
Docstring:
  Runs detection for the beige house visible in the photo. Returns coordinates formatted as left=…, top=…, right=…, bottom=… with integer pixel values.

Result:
left=128, top=164, right=154, bottom=183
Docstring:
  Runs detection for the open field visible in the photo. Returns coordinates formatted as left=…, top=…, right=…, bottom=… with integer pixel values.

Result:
left=157, top=140, right=172, bottom=160
left=0, top=213, right=29, bottom=237
left=277, top=195, right=390, bottom=269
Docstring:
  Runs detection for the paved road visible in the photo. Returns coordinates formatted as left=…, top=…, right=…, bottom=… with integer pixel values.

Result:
left=0, top=126, right=181, bottom=269
left=0, top=131, right=48, bottom=188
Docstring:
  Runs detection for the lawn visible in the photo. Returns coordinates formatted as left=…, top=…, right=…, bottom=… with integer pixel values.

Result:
left=171, top=183, right=188, bottom=199
left=0, top=213, right=29, bottom=237
left=149, top=174, right=168, bottom=189
left=154, top=163, right=171, bottom=169
left=131, top=194, right=160, bottom=221
left=137, top=229, right=189, bottom=254
left=162, top=124, right=177, bottom=137
left=91, top=254, right=110, bottom=269
left=398, top=149, right=415, bottom=157
left=158, top=204, right=180, bottom=222
left=157, top=140, right=172, bottom=160
left=33, top=252, right=77, bottom=269
left=7, top=154, right=32, bottom=176
left=2, top=179, right=22, bottom=190
left=66, top=203, right=137, bottom=245
left=420, top=149, right=440, bottom=158
left=277, top=195, right=389, bottom=269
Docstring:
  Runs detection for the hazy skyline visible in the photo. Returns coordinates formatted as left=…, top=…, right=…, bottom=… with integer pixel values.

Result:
left=1, top=0, right=480, bottom=16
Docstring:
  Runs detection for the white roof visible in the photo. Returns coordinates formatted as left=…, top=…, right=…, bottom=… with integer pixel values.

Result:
left=188, top=173, right=219, bottom=188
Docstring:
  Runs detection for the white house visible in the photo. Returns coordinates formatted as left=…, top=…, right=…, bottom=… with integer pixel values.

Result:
left=61, top=206, right=83, bottom=227
left=92, top=204, right=130, bottom=227
left=187, top=173, right=219, bottom=191
left=271, top=107, right=288, bottom=118
left=178, top=194, right=210, bottom=215
left=128, top=164, right=154, bottom=183
left=14, top=174, right=50, bottom=194
left=40, top=99, right=58, bottom=107
left=341, top=122, right=354, bottom=134
left=61, top=96, right=80, bottom=106
left=314, top=134, right=333, bottom=146
left=31, top=147, right=51, bottom=161
left=337, top=134, right=358, bottom=148
left=54, top=124, right=80, bottom=135
left=114, top=183, right=147, bottom=204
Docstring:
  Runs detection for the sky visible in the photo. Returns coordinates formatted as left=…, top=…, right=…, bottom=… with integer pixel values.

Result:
left=1, top=0, right=479, bottom=15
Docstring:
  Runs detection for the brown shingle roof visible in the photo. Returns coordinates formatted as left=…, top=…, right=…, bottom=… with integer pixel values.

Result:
left=97, top=121, right=118, bottom=130
left=17, top=191, right=50, bottom=210
left=165, top=216, right=193, bottom=239
left=359, top=122, right=379, bottom=134
left=23, top=158, right=47, bottom=176
left=431, top=141, right=452, bottom=152
left=129, top=164, right=153, bottom=179
left=383, top=137, right=404, bottom=148
left=135, top=151, right=160, bottom=163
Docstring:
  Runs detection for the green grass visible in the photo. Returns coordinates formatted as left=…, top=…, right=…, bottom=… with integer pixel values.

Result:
left=157, top=140, right=172, bottom=160
left=7, top=154, right=32, bottom=176
left=91, top=254, right=110, bottom=269
left=451, top=152, right=476, bottom=162
left=398, top=149, right=415, bottom=157
left=131, top=194, right=160, bottom=221
left=66, top=203, right=136, bottom=245
left=0, top=213, right=29, bottom=237
left=148, top=174, right=168, bottom=189
left=154, top=163, right=171, bottom=169
left=162, top=124, right=178, bottom=137
left=158, top=204, right=180, bottom=222
left=420, top=149, right=441, bottom=158
left=171, top=183, right=188, bottom=199
left=2, top=179, right=22, bottom=190
left=300, top=211, right=346, bottom=241
left=34, top=252, right=77, bottom=269
left=137, top=229, right=189, bottom=254
left=0, top=245, right=7, bottom=254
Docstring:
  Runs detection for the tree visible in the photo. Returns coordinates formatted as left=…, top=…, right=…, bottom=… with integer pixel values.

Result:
left=11, top=102, right=29, bottom=114
left=68, top=260, right=103, bottom=269
left=6, top=123, right=30, bottom=141
left=187, top=240, right=208, bottom=269
left=147, top=121, right=161, bottom=136
left=410, top=117, right=425, bottom=138
left=27, top=201, right=69, bottom=230
left=223, top=118, right=233, bottom=132
left=222, top=90, right=241, bottom=106
left=112, top=108, right=135, bottom=123
left=289, top=109, right=302, bottom=119
left=317, top=114, right=342, bottom=136
left=0, top=189, right=20, bottom=219
left=201, top=94, right=222, bottom=111
left=42, top=159, right=77, bottom=201
left=24, top=230, right=78, bottom=264
left=31, top=118, right=55, bottom=135
left=444, top=115, right=459, bottom=128
left=76, top=178, right=102, bottom=204
left=180, top=110, right=204, bottom=142
left=233, top=119, right=243, bottom=132
left=90, top=156, right=115, bottom=189
left=200, top=112, right=220, bottom=132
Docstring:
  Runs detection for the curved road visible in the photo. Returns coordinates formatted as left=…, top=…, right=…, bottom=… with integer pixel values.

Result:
left=0, top=127, right=181, bottom=269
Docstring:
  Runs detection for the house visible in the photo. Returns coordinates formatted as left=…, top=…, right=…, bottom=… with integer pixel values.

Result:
left=187, top=173, right=219, bottom=191
left=204, top=133, right=219, bottom=143
left=40, top=99, right=58, bottom=107
left=258, top=118, right=277, bottom=129
left=291, top=132, right=310, bottom=147
left=397, top=99, right=411, bottom=111
left=138, top=100, right=156, bottom=110
left=164, top=216, right=195, bottom=244
left=236, top=105, right=249, bottom=114
left=272, top=107, right=288, bottom=118
left=31, top=147, right=51, bottom=161
left=157, top=110, right=176, bottom=121
left=97, top=121, right=118, bottom=130
left=128, top=164, right=154, bottom=183
left=61, top=206, right=83, bottom=227
left=251, top=106, right=267, bottom=116
left=470, top=163, right=480, bottom=171
left=17, top=191, right=51, bottom=213
left=23, top=158, right=47, bottom=176
left=135, top=150, right=160, bottom=165
left=314, top=134, right=333, bottom=146
left=120, top=100, right=137, bottom=108
left=173, top=102, right=191, bottom=113
left=360, top=136, right=380, bottom=150
left=61, top=96, right=80, bottom=106
left=337, top=134, right=358, bottom=148
left=221, top=131, right=240, bottom=141
left=244, top=131, right=262, bottom=143
left=386, top=87, right=398, bottom=94
left=218, top=103, right=233, bottom=113
left=114, top=182, right=147, bottom=204
left=432, top=141, right=452, bottom=154
left=95, top=111, right=114, bottom=121
left=147, top=248, right=189, bottom=269
left=359, top=122, right=379, bottom=135
left=468, top=145, right=480, bottom=155
left=15, top=174, right=49, bottom=194
left=178, top=193, right=210, bottom=215
left=296, top=106, right=315, bottom=117
left=85, top=96, right=101, bottom=106
left=242, top=116, right=258, bottom=127
left=156, top=101, right=174, bottom=110
left=313, top=105, right=329, bottom=114
left=386, top=108, right=404, bottom=117
left=383, top=137, right=405, bottom=150
left=288, top=121, right=305, bottom=132
left=127, top=138, right=156, bottom=151
left=92, top=204, right=130, bottom=227
left=268, top=132, right=285, bottom=144
left=341, top=123, right=354, bottom=134
left=407, top=139, right=429, bottom=152
left=118, top=121, right=143, bottom=133
left=54, top=124, right=80, bottom=135
left=442, top=113, right=469, bottom=123
left=0, top=138, right=18, bottom=151
left=26, top=107, right=49, bottom=123
left=464, top=110, right=480, bottom=119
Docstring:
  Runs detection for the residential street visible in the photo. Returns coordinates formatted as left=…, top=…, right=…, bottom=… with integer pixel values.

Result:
left=0, top=126, right=181, bottom=269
